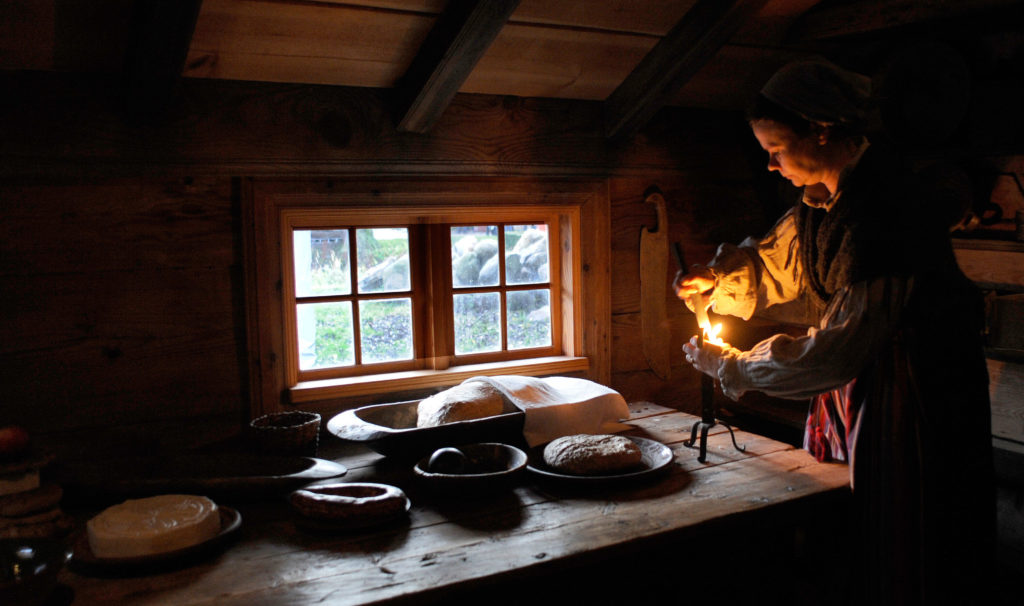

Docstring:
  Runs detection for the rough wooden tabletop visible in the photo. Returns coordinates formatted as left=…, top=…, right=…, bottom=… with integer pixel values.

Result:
left=58, top=402, right=850, bottom=605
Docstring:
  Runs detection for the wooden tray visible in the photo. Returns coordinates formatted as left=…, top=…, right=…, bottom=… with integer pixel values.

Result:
left=327, top=399, right=526, bottom=459
left=52, top=454, right=347, bottom=504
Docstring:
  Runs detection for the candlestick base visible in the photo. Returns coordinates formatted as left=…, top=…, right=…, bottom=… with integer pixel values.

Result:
left=684, top=417, right=746, bottom=463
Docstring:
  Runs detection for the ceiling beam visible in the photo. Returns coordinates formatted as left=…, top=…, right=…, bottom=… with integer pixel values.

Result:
left=394, top=0, right=521, bottom=134
left=603, top=0, right=770, bottom=141
left=121, top=0, right=203, bottom=124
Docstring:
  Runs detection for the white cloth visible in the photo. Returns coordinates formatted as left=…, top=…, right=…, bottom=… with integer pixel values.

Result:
left=464, top=375, right=631, bottom=447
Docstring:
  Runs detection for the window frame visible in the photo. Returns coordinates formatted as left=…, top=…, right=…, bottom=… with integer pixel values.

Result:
left=243, top=178, right=611, bottom=415
left=281, top=208, right=565, bottom=381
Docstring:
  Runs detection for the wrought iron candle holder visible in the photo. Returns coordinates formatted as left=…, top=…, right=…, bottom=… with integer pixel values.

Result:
left=684, top=334, right=746, bottom=463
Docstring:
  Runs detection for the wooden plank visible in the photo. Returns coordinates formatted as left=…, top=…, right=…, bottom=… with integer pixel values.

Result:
left=511, top=0, right=699, bottom=36
left=1, top=268, right=242, bottom=427
left=394, top=0, right=521, bottom=133
left=60, top=446, right=846, bottom=605
left=604, top=0, right=771, bottom=140
left=613, top=368, right=704, bottom=414
left=990, top=359, right=1024, bottom=444
left=639, top=189, right=671, bottom=379
left=185, top=0, right=434, bottom=87
left=459, top=22, right=657, bottom=100
left=1, top=74, right=771, bottom=179
left=789, top=0, right=1023, bottom=41
left=670, top=44, right=815, bottom=110
left=731, top=0, right=822, bottom=45
left=954, top=247, right=1024, bottom=291
left=270, top=0, right=698, bottom=36
left=122, top=0, right=203, bottom=123
left=0, top=177, right=235, bottom=275
left=0, top=0, right=54, bottom=70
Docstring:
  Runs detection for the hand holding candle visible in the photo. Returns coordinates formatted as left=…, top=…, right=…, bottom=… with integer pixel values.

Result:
left=683, top=296, right=731, bottom=377
left=683, top=335, right=728, bottom=376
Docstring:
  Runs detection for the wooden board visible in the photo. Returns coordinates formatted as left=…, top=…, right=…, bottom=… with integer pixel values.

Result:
left=639, top=189, right=671, bottom=379
left=59, top=405, right=850, bottom=605
left=990, top=359, right=1024, bottom=444
left=954, top=245, right=1024, bottom=292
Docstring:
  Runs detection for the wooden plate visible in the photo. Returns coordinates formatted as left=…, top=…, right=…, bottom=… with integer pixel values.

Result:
left=69, top=507, right=242, bottom=576
left=525, top=436, right=673, bottom=485
left=53, top=455, right=347, bottom=504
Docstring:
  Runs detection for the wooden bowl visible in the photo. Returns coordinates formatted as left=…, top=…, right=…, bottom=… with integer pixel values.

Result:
left=327, top=400, right=525, bottom=460
left=413, top=443, right=527, bottom=492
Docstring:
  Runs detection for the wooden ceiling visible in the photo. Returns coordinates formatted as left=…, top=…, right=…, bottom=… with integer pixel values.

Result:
left=1, top=0, right=1021, bottom=139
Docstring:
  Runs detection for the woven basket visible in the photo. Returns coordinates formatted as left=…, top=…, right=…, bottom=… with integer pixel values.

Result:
left=249, top=411, right=321, bottom=457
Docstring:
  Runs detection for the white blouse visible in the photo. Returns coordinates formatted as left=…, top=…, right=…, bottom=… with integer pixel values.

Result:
left=702, top=207, right=912, bottom=401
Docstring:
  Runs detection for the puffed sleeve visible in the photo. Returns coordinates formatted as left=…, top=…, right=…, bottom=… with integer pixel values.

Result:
left=706, top=208, right=804, bottom=320
left=715, top=276, right=910, bottom=401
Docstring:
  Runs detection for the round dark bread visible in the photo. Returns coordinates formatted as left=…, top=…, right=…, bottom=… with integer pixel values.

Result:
left=0, top=506, right=73, bottom=539
left=289, top=482, right=408, bottom=521
left=0, top=483, right=63, bottom=517
left=542, top=434, right=643, bottom=475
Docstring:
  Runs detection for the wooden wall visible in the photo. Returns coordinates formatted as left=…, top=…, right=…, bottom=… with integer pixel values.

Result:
left=0, top=71, right=782, bottom=460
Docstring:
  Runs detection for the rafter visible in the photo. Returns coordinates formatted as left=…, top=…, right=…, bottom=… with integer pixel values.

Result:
left=393, top=0, right=520, bottom=134
left=603, top=0, right=770, bottom=141
left=122, top=0, right=204, bottom=124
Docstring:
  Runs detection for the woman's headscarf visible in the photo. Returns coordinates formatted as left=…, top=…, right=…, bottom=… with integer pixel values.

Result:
left=760, top=60, right=871, bottom=127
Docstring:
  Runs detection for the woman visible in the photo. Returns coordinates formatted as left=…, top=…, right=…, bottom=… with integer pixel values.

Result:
left=676, top=60, right=995, bottom=604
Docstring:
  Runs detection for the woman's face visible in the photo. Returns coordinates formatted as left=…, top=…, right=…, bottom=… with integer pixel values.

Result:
left=750, top=119, right=828, bottom=188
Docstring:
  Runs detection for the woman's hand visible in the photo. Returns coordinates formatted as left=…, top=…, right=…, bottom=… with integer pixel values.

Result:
left=682, top=335, right=725, bottom=377
left=673, top=266, right=715, bottom=300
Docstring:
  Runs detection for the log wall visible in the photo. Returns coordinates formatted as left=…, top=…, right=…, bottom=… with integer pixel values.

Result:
left=0, top=72, right=780, bottom=459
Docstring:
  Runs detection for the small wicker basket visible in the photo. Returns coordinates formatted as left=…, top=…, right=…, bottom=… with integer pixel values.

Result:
left=249, top=411, right=321, bottom=457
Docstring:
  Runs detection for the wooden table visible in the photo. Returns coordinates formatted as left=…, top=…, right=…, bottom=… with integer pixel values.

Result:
left=57, top=402, right=851, bottom=605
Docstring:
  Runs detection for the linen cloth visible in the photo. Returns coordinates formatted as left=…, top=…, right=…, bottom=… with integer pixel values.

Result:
left=463, top=375, right=630, bottom=447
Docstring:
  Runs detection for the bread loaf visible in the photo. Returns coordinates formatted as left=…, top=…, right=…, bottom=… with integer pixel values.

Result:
left=542, top=434, right=643, bottom=475
left=416, top=381, right=505, bottom=427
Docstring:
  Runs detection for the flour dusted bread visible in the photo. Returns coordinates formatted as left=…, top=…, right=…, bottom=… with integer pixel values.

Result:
left=87, top=494, right=221, bottom=558
left=542, top=434, right=643, bottom=475
left=416, top=381, right=505, bottom=427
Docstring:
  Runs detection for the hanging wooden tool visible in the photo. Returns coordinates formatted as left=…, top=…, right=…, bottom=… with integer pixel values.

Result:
left=639, top=186, right=671, bottom=380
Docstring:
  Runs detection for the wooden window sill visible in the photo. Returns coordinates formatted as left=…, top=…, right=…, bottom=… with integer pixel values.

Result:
left=288, top=355, right=590, bottom=403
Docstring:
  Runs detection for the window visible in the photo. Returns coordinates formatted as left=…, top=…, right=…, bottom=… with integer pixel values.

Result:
left=245, top=178, right=610, bottom=413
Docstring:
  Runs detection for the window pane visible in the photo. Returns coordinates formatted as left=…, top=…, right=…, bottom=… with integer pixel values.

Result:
left=359, top=299, right=413, bottom=363
left=454, top=292, right=501, bottom=354
left=295, top=230, right=350, bottom=297
left=298, top=301, right=354, bottom=370
left=357, top=228, right=410, bottom=293
left=508, top=289, right=551, bottom=350
left=505, top=224, right=548, bottom=285
left=451, top=225, right=499, bottom=288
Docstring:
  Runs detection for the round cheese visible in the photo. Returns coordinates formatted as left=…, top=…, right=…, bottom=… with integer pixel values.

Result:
left=86, top=494, right=221, bottom=559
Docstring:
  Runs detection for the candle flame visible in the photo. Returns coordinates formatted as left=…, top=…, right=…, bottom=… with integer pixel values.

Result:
left=700, top=322, right=727, bottom=347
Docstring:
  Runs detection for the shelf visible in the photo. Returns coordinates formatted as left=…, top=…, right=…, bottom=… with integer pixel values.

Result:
left=953, top=236, right=1024, bottom=253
